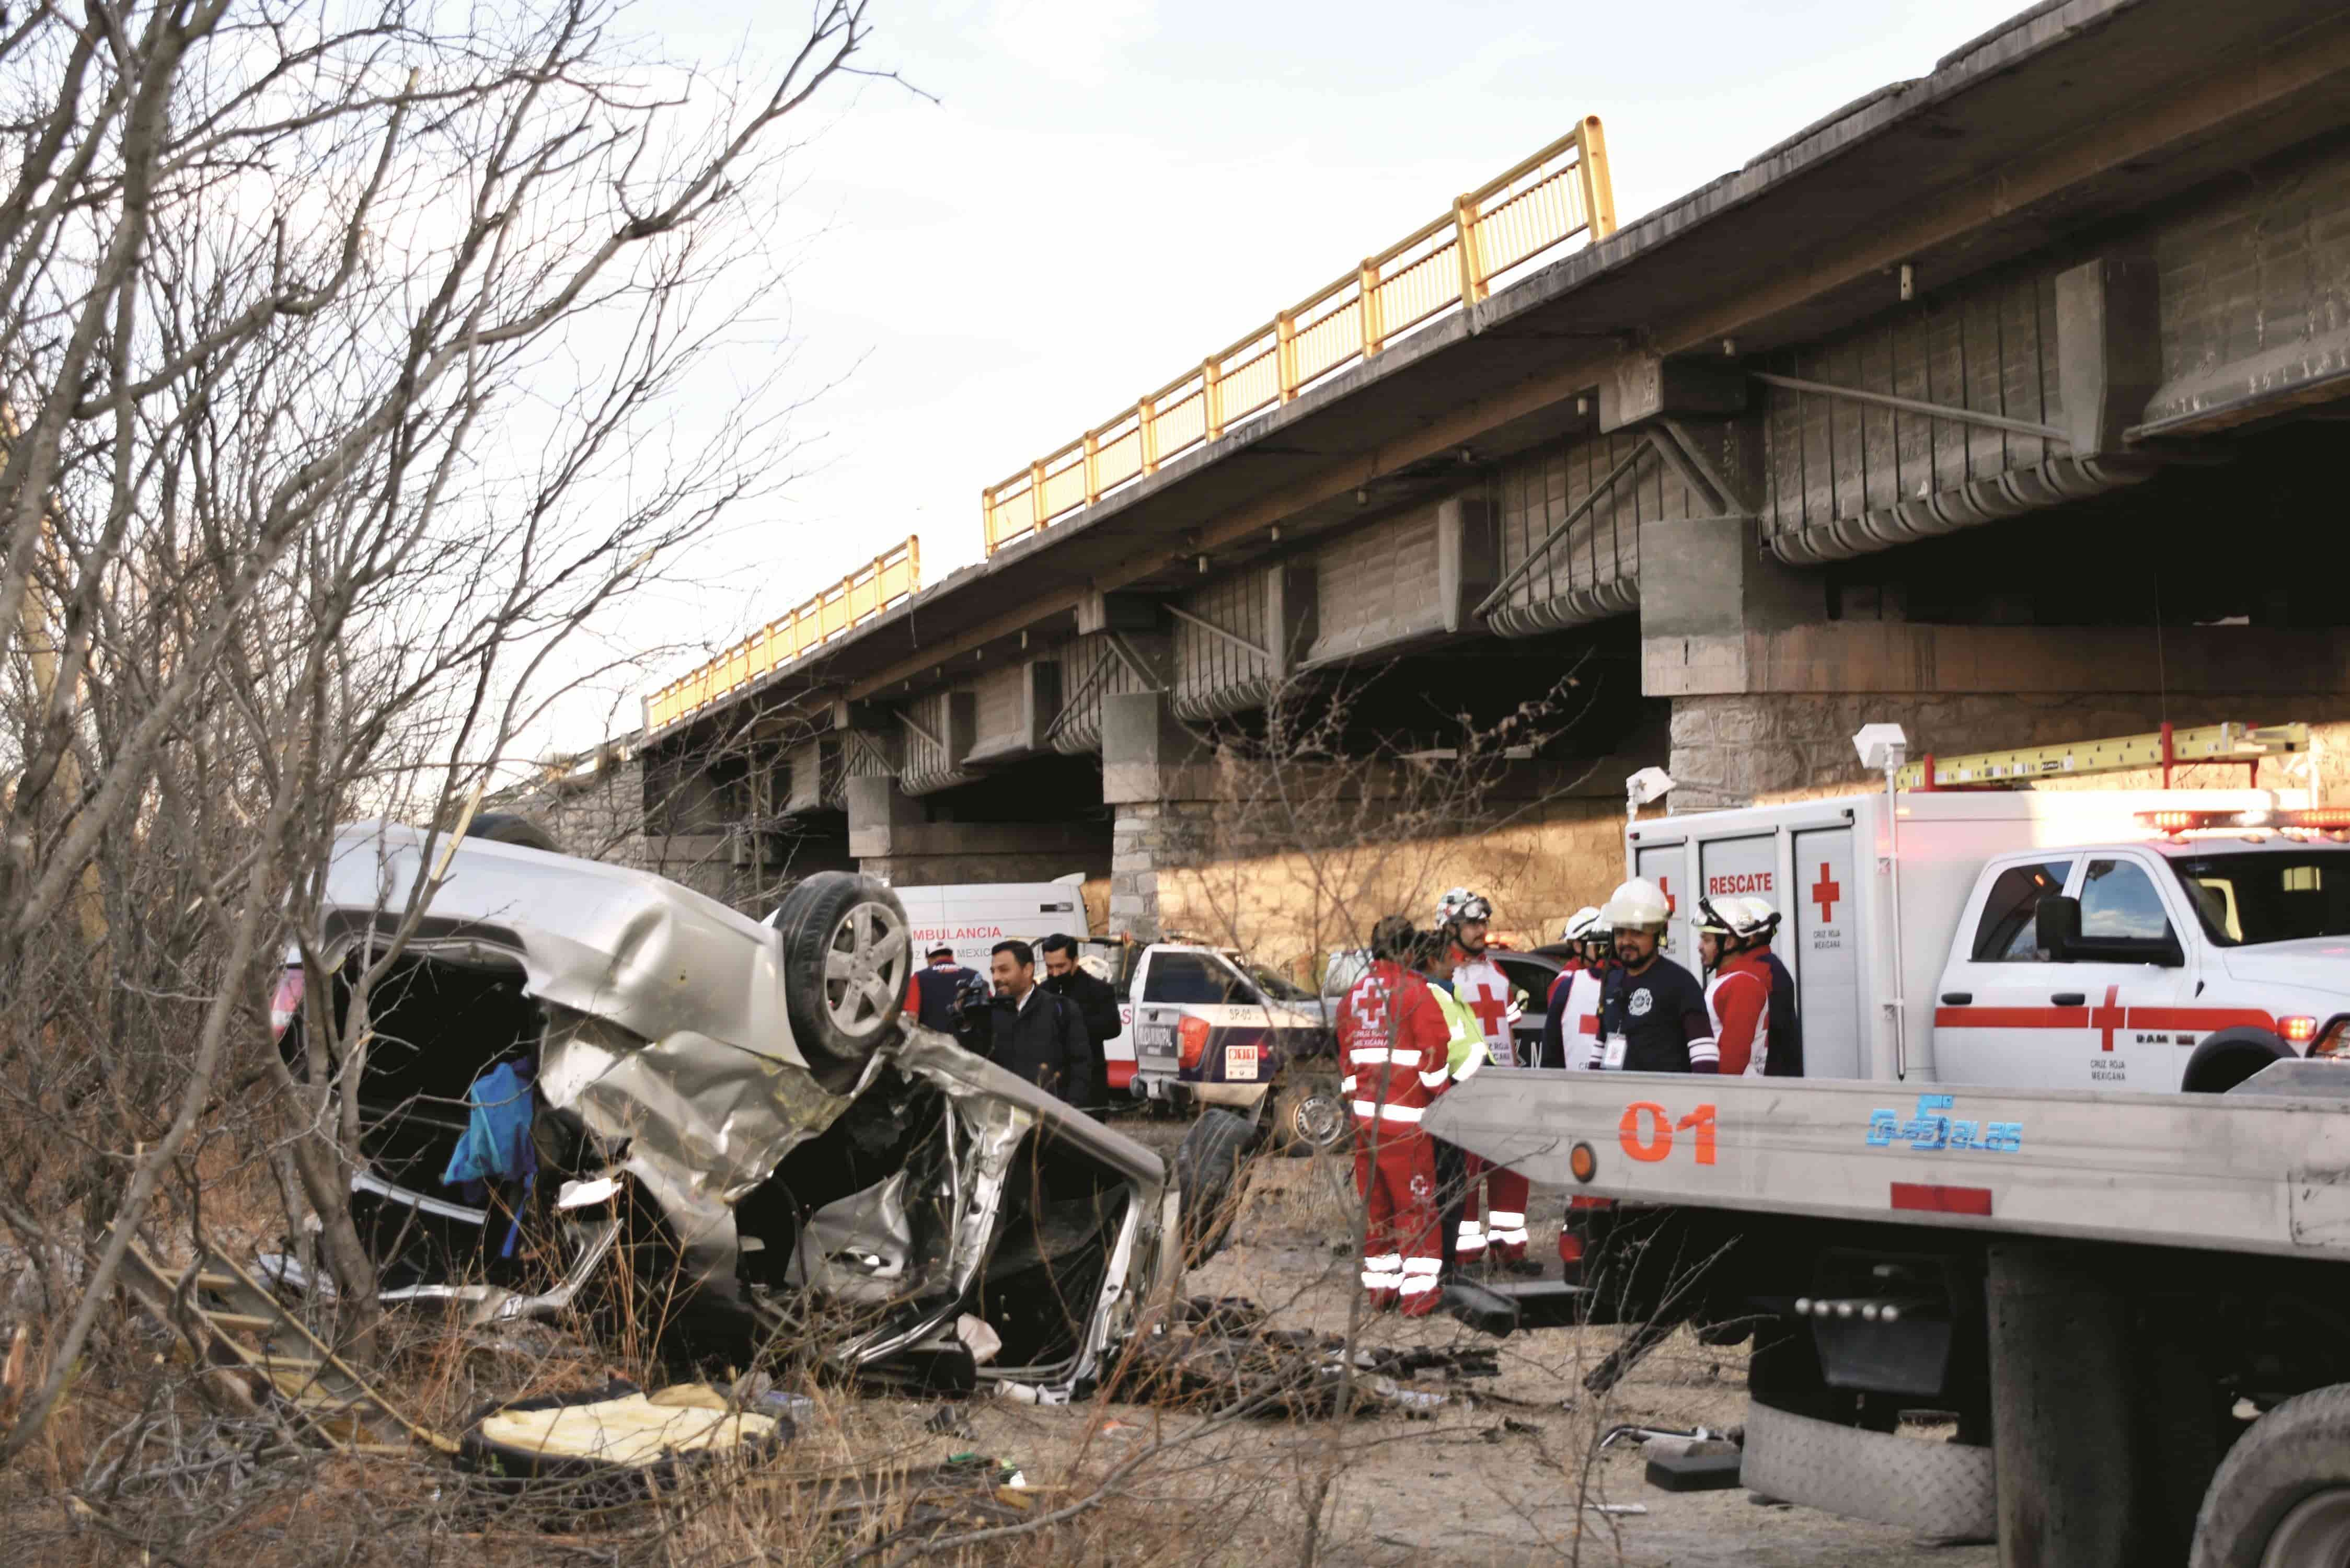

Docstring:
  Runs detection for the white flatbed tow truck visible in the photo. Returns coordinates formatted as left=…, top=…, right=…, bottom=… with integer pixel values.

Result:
left=1429, top=1055, right=2350, bottom=1568
left=1424, top=722, right=2350, bottom=1568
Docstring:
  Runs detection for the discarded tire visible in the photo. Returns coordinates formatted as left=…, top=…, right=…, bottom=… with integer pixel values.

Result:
left=777, top=872, right=911, bottom=1077
left=2191, top=1385, right=2350, bottom=1567
left=1739, top=1396, right=1995, bottom=1543
left=1176, top=1109, right=1258, bottom=1266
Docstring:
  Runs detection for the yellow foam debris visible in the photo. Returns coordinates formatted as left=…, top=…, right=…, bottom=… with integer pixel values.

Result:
left=477, top=1392, right=776, bottom=1467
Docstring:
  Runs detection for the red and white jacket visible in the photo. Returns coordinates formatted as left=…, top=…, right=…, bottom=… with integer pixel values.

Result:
left=1547, top=963, right=1607, bottom=1070
left=1451, top=949, right=1517, bottom=1068
left=1337, top=961, right=1454, bottom=1134
left=1704, top=949, right=1773, bottom=1077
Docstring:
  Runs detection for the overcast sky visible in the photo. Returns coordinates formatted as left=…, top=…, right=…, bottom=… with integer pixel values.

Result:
left=562, top=0, right=2025, bottom=754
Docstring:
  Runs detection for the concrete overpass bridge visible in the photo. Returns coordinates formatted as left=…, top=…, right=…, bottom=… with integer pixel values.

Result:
left=534, top=0, right=2350, bottom=963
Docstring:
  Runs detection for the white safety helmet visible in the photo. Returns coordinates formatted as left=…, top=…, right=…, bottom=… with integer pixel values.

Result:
left=1694, top=894, right=1752, bottom=936
left=1697, top=894, right=1778, bottom=945
left=1435, top=887, right=1494, bottom=927
left=1741, top=896, right=1784, bottom=942
left=1602, top=877, right=1671, bottom=932
left=1561, top=905, right=1604, bottom=942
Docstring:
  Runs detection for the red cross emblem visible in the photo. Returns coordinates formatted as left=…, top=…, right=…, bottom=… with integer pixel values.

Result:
left=2091, top=984, right=2125, bottom=1052
left=1657, top=876, right=1676, bottom=916
left=1811, top=862, right=1842, bottom=924
left=1465, top=989, right=1510, bottom=1040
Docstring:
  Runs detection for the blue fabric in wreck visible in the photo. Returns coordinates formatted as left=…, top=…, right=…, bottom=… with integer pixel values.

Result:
left=442, top=1059, right=537, bottom=1257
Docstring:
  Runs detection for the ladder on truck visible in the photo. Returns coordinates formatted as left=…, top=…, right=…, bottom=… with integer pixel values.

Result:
left=115, top=1231, right=453, bottom=1455
left=1893, top=720, right=2311, bottom=791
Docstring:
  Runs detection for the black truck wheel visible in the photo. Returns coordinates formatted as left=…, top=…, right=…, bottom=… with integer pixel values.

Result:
left=2192, top=1385, right=2350, bottom=1567
left=776, top=873, right=910, bottom=1078
left=1175, top=1109, right=1258, bottom=1266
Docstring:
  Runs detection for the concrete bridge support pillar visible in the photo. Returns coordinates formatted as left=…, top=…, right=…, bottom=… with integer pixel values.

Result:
left=1101, top=690, right=1218, bottom=940
left=846, top=774, right=1102, bottom=887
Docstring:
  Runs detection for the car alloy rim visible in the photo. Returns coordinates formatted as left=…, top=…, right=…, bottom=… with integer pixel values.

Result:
left=823, top=898, right=911, bottom=1039
left=2262, top=1488, right=2350, bottom=1568
left=1296, top=1093, right=1345, bottom=1147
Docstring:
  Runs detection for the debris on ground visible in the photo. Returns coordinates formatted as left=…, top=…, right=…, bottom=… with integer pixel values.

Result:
left=1120, top=1327, right=1494, bottom=1418
left=114, top=1229, right=454, bottom=1456
left=459, top=1378, right=791, bottom=1498
left=926, top=1403, right=981, bottom=1439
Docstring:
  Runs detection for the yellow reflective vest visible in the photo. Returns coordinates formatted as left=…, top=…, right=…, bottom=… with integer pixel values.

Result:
left=1434, top=983, right=1488, bottom=1079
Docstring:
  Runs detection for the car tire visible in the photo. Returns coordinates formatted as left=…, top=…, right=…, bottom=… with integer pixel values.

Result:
left=1273, top=1077, right=1351, bottom=1158
left=1176, top=1109, right=1258, bottom=1267
left=466, top=812, right=561, bottom=854
left=2191, top=1385, right=2350, bottom=1567
left=776, top=872, right=911, bottom=1074
left=2190, top=1027, right=2296, bottom=1094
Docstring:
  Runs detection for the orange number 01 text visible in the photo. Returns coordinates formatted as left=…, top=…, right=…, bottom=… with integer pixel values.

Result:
left=1618, top=1102, right=1717, bottom=1166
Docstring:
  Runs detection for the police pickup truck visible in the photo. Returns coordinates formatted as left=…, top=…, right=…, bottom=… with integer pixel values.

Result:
left=1085, top=938, right=1331, bottom=1133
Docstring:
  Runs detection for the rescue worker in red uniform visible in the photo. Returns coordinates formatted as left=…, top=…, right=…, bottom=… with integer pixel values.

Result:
left=1739, top=896, right=1805, bottom=1078
left=1439, top=888, right=1537, bottom=1273
left=1337, top=915, right=1455, bottom=1316
left=1538, top=905, right=1608, bottom=1070
left=1696, top=895, right=1775, bottom=1076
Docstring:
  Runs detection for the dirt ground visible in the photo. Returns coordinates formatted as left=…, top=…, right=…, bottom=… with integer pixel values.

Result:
left=952, top=1120, right=2000, bottom=1568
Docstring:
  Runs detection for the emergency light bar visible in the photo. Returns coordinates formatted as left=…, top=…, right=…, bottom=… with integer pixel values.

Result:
left=2137, top=807, right=2350, bottom=834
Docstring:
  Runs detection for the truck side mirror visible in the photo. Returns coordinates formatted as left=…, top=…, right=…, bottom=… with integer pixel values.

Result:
left=2035, top=895, right=2082, bottom=962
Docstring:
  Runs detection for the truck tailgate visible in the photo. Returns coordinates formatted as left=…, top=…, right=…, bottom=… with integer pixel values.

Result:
left=1425, top=1067, right=2350, bottom=1263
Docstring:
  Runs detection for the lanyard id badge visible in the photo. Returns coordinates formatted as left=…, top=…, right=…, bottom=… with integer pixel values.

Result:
left=1602, top=1033, right=1629, bottom=1070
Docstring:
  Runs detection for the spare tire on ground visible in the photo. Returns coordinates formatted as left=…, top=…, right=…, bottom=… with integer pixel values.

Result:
left=1176, top=1109, right=1259, bottom=1267
left=775, top=872, right=911, bottom=1085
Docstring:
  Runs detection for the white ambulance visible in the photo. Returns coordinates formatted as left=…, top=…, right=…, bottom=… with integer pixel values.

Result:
left=886, top=874, right=1091, bottom=973
left=1627, top=722, right=2350, bottom=1093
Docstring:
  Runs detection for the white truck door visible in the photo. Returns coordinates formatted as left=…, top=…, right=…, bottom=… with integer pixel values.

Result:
left=2048, top=853, right=2199, bottom=1093
left=1791, top=826, right=1864, bottom=1079
left=1699, top=833, right=1780, bottom=920
left=1932, top=854, right=2080, bottom=1089
left=1633, top=838, right=1691, bottom=966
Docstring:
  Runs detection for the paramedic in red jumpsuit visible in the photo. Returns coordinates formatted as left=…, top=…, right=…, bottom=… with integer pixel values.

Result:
left=1338, top=915, right=1455, bottom=1316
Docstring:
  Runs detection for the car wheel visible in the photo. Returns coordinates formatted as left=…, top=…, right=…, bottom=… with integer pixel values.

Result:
left=466, top=812, right=561, bottom=854
left=1274, top=1079, right=1351, bottom=1158
left=1175, top=1109, right=1258, bottom=1267
left=777, top=872, right=911, bottom=1071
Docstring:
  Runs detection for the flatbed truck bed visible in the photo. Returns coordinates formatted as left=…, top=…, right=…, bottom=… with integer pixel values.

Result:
left=1426, top=1061, right=2350, bottom=1567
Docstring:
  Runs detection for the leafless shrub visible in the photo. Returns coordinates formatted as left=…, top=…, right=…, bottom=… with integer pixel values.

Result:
left=0, top=0, right=885, bottom=1468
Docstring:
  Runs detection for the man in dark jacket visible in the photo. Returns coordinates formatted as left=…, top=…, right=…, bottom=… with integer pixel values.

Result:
left=910, top=944, right=978, bottom=1034
left=986, top=940, right=1095, bottom=1108
left=1040, top=933, right=1119, bottom=1113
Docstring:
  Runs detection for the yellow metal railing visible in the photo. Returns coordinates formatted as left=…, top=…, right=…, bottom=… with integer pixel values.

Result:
left=644, top=538, right=920, bottom=732
left=982, top=118, right=1617, bottom=555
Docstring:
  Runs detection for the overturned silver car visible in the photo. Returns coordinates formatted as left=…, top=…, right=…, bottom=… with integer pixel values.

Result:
left=275, top=823, right=1241, bottom=1398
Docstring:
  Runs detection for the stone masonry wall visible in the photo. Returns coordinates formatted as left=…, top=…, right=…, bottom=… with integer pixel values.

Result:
left=1669, top=694, right=2350, bottom=810
left=1109, top=800, right=1216, bottom=941
left=1147, top=794, right=1626, bottom=982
